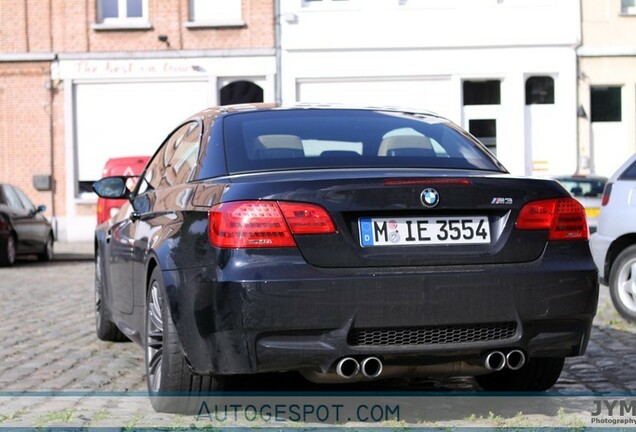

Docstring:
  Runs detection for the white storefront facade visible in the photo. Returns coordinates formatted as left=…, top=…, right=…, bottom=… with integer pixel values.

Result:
left=54, top=51, right=276, bottom=241
left=279, top=0, right=581, bottom=178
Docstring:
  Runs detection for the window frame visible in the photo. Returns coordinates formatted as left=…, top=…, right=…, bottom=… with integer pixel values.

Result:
left=187, top=0, right=245, bottom=28
left=591, top=86, right=622, bottom=123
left=94, top=0, right=151, bottom=30
left=525, top=76, right=555, bottom=105
left=462, top=80, right=502, bottom=106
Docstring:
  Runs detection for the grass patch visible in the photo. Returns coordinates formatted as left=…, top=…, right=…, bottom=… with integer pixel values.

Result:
left=35, top=409, right=74, bottom=427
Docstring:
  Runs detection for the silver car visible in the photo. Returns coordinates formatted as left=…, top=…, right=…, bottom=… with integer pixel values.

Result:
left=590, top=153, right=636, bottom=322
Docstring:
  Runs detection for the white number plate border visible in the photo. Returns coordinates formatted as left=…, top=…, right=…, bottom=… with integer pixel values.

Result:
left=359, top=216, right=490, bottom=247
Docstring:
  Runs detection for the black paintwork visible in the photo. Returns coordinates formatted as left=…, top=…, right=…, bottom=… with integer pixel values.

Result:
left=94, top=105, right=598, bottom=377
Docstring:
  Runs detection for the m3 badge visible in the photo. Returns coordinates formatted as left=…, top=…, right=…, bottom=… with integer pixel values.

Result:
left=491, top=197, right=513, bottom=205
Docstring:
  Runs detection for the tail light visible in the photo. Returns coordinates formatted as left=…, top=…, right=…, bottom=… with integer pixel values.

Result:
left=209, top=201, right=336, bottom=248
left=516, top=197, right=588, bottom=240
left=601, top=183, right=613, bottom=206
left=278, top=202, right=337, bottom=234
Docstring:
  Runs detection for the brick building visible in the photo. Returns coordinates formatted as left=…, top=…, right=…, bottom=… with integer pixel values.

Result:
left=0, top=0, right=275, bottom=241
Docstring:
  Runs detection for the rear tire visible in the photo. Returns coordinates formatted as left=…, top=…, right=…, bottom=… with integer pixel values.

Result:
left=145, top=266, right=225, bottom=413
left=95, top=251, right=128, bottom=342
left=0, top=234, right=16, bottom=267
left=475, top=357, right=564, bottom=391
left=609, top=245, right=636, bottom=322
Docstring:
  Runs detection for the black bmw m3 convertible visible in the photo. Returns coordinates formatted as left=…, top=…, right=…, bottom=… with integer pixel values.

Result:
left=93, top=104, right=598, bottom=412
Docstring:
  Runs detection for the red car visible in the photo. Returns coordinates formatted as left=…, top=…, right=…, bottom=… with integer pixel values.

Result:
left=96, top=156, right=149, bottom=224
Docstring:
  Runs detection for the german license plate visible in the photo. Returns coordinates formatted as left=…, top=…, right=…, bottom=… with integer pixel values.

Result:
left=359, top=216, right=490, bottom=247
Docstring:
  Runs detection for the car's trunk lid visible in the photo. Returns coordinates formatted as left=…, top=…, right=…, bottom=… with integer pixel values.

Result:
left=195, top=169, right=569, bottom=268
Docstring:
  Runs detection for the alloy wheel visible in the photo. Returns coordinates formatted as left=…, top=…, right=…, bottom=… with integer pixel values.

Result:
left=617, top=259, right=636, bottom=313
left=146, top=280, right=164, bottom=392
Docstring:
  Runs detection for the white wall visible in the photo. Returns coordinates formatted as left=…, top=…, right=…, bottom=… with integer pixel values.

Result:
left=281, top=48, right=578, bottom=177
left=279, top=0, right=580, bottom=177
left=281, top=0, right=580, bottom=50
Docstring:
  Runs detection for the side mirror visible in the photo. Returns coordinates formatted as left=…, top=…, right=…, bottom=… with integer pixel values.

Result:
left=36, top=205, right=47, bottom=214
left=93, top=176, right=132, bottom=199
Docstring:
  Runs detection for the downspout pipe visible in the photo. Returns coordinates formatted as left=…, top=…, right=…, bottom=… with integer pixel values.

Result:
left=274, top=0, right=282, bottom=105
left=49, top=55, right=59, bottom=237
left=574, top=0, right=583, bottom=174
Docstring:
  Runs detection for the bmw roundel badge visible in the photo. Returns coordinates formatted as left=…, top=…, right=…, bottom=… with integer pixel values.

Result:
left=421, top=188, right=440, bottom=208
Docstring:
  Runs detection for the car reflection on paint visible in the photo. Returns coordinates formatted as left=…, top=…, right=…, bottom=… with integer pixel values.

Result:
left=96, top=156, right=150, bottom=225
left=93, top=104, right=598, bottom=413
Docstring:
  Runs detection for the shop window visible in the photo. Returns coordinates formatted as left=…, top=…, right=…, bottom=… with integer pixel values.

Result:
left=189, top=0, right=244, bottom=26
left=591, top=86, right=622, bottom=122
left=525, top=76, right=554, bottom=105
left=463, top=80, right=501, bottom=105
left=220, top=81, right=264, bottom=105
left=97, top=0, right=148, bottom=23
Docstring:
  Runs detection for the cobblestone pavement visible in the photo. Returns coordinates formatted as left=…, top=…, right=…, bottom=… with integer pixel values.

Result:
left=0, top=244, right=635, bottom=428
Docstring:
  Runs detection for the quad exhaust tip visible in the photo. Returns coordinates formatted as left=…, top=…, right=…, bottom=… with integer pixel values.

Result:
left=335, top=357, right=384, bottom=379
left=333, top=351, right=524, bottom=380
left=484, top=350, right=526, bottom=371
left=336, top=357, right=360, bottom=379
left=484, top=351, right=506, bottom=371
left=506, top=349, right=526, bottom=370
left=361, top=356, right=383, bottom=378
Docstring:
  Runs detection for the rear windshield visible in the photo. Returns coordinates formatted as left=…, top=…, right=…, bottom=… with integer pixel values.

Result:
left=555, top=177, right=607, bottom=198
left=222, top=109, right=504, bottom=174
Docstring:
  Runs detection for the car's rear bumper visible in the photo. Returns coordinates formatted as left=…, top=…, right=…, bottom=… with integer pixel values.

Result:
left=162, top=242, right=598, bottom=375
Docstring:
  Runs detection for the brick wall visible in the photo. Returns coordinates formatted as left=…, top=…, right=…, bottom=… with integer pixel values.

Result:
left=85, top=0, right=274, bottom=52
left=0, top=0, right=274, bottom=223
left=0, top=62, right=63, bottom=218
left=0, top=0, right=274, bottom=53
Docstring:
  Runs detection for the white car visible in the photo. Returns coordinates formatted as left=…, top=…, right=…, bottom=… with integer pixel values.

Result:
left=590, top=153, right=636, bottom=322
